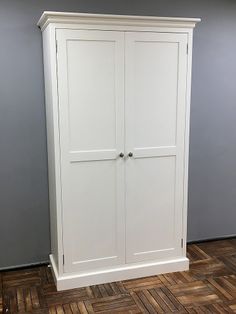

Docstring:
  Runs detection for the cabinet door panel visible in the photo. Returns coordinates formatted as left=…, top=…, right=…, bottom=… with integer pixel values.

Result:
left=56, top=29, right=125, bottom=273
left=125, top=32, right=188, bottom=263
left=126, top=157, right=176, bottom=259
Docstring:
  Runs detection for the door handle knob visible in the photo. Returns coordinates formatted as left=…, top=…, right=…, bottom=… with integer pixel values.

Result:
left=119, top=152, right=124, bottom=158
left=128, top=152, right=133, bottom=157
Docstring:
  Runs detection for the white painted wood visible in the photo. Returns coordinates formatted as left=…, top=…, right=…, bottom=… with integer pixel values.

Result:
left=37, top=11, right=200, bottom=31
left=50, top=254, right=189, bottom=291
left=56, top=29, right=125, bottom=273
left=39, top=12, right=200, bottom=290
left=182, top=30, right=194, bottom=256
left=125, top=32, right=188, bottom=263
left=42, top=25, right=64, bottom=275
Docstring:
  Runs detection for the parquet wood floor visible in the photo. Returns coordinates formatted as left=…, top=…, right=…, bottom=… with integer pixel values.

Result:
left=1, top=239, right=236, bottom=313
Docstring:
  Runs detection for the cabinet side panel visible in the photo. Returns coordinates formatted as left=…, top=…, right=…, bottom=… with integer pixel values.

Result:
left=182, top=30, right=193, bottom=254
left=42, top=26, right=62, bottom=272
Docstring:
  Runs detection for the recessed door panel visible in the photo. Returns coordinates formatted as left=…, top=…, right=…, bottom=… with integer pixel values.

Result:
left=133, top=41, right=178, bottom=148
left=126, top=157, right=176, bottom=260
left=125, top=32, right=188, bottom=263
left=67, top=40, right=116, bottom=152
left=67, top=161, right=120, bottom=268
left=56, top=29, right=125, bottom=273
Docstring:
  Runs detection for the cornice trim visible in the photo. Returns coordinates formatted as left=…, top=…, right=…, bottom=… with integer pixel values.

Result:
left=37, top=11, right=201, bottom=31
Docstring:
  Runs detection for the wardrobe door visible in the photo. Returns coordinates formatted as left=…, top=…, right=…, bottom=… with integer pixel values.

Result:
left=125, top=32, right=188, bottom=263
left=56, top=29, right=125, bottom=273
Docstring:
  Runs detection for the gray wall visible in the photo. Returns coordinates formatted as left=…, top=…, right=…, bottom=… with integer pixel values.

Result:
left=0, top=0, right=236, bottom=269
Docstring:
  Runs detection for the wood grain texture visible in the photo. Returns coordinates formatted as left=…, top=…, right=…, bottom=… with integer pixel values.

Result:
left=1, top=239, right=236, bottom=313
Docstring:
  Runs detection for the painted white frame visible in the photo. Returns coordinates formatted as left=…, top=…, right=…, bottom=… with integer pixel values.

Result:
left=56, top=28, right=126, bottom=273
left=39, top=11, right=200, bottom=290
left=124, top=31, right=188, bottom=263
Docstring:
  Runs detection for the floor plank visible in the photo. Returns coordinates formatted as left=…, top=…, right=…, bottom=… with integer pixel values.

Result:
left=0, top=273, right=3, bottom=313
left=1, top=239, right=236, bottom=313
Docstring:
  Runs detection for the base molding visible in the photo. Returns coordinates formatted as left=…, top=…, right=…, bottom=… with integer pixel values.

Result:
left=50, top=254, right=189, bottom=291
left=188, top=234, right=236, bottom=244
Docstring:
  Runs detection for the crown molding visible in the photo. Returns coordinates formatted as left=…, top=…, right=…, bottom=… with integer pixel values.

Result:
left=37, top=11, right=201, bottom=31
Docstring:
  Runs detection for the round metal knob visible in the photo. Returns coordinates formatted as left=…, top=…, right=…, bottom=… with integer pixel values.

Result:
left=119, top=152, right=124, bottom=158
left=128, top=152, right=133, bottom=157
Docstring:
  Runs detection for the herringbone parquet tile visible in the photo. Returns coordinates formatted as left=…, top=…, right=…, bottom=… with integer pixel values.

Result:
left=1, top=239, right=236, bottom=313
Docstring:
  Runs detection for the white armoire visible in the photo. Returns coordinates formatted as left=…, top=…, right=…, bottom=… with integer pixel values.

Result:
left=38, top=11, right=200, bottom=290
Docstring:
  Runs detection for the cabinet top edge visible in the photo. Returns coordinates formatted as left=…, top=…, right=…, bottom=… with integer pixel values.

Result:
left=37, top=11, right=201, bottom=31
